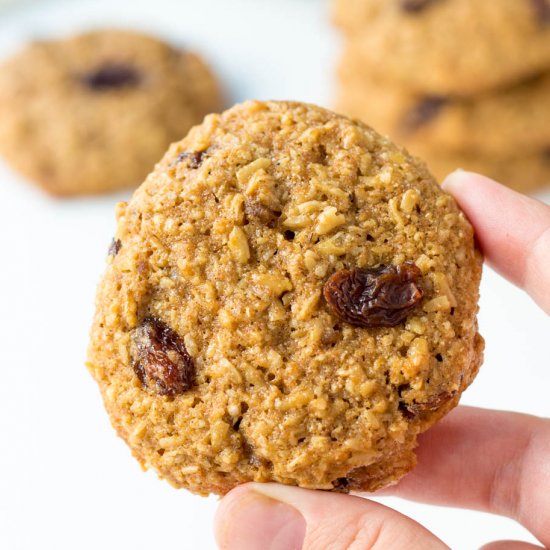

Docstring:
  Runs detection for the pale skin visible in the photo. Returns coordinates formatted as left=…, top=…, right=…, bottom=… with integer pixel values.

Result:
left=214, top=171, right=550, bottom=550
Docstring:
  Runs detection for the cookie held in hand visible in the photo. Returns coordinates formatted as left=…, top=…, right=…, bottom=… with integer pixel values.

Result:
left=87, top=100, right=483, bottom=495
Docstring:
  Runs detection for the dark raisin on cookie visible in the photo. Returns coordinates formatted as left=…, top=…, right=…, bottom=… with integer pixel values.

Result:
left=399, top=391, right=455, bottom=419
left=108, top=238, right=122, bottom=257
left=131, top=317, right=195, bottom=396
left=324, top=262, right=423, bottom=328
left=401, top=96, right=448, bottom=133
left=399, top=0, right=439, bottom=13
left=82, top=63, right=140, bottom=90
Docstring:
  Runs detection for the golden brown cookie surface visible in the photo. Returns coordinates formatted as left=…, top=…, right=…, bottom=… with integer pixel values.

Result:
left=87, top=100, right=483, bottom=496
left=0, top=29, right=223, bottom=196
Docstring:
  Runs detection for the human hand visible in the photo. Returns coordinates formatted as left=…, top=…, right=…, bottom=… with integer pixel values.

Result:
left=214, top=171, right=550, bottom=550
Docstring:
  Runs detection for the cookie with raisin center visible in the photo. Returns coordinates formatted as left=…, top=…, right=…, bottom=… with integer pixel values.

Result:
left=87, top=100, right=483, bottom=495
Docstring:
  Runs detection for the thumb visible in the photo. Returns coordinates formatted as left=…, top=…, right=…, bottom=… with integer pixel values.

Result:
left=215, top=483, right=449, bottom=550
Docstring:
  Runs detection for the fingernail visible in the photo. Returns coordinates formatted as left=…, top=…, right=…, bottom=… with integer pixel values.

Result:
left=217, top=489, right=306, bottom=550
left=441, top=168, right=466, bottom=191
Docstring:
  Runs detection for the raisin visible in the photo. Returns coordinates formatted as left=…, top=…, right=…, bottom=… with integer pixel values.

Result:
left=244, top=200, right=281, bottom=227
left=402, top=96, right=448, bottom=132
left=131, top=317, right=195, bottom=396
left=174, top=151, right=205, bottom=169
left=400, top=0, right=439, bottom=13
left=323, top=262, right=423, bottom=328
left=530, top=0, right=550, bottom=24
left=83, top=63, right=140, bottom=90
left=399, top=391, right=455, bottom=419
left=108, top=238, right=121, bottom=257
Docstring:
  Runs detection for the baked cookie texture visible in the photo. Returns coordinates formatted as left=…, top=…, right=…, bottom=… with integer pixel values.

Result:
left=87, top=101, right=483, bottom=496
left=332, top=0, right=550, bottom=96
left=0, top=29, right=223, bottom=196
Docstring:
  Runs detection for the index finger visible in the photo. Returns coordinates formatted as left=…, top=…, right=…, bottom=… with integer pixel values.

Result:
left=442, top=171, right=550, bottom=315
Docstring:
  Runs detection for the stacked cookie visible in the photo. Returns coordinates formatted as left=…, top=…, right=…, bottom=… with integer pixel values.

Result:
left=333, top=0, right=550, bottom=191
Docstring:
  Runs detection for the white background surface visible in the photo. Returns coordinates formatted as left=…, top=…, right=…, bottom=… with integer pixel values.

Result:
left=0, top=1, right=549, bottom=549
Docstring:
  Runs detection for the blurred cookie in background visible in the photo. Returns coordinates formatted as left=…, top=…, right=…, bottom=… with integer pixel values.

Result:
left=0, top=29, right=224, bottom=196
left=332, top=0, right=550, bottom=97
left=333, top=0, right=550, bottom=191
left=338, top=54, right=550, bottom=157
left=411, top=148, right=550, bottom=193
